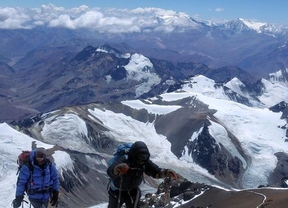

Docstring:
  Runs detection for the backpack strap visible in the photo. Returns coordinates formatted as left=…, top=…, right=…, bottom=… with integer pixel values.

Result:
left=29, top=165, right=34, bottom=186
left=25, top=161, right=52, bottom=194
left=24, top=163, right=34, bottom=186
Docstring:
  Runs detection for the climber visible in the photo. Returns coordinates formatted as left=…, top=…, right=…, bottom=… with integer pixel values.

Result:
left=107, top=141, right=178, bottom=208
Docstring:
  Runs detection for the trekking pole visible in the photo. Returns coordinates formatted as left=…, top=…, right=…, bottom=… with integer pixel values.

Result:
left=117, top=175, right=123, bottom=208
left=133, top=188, right=140, bottom=208
left=21, top=200, right=29, bottom=208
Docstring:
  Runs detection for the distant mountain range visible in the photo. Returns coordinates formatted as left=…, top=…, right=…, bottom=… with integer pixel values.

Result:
left=0, top=16, right=287, bottom=73
left=0, top=38, right=287, bottom=122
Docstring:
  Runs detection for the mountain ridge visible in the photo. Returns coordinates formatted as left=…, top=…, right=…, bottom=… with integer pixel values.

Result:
left=1, top=43, right=288, bottom=123
left=1, top=44, right=267, bottom=122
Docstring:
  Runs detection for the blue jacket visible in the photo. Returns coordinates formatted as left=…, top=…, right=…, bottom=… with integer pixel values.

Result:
left=15, top=150, right=59, bottom=202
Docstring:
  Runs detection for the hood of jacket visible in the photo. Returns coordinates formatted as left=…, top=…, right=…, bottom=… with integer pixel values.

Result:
left=128, top=141, right=150, bottom=164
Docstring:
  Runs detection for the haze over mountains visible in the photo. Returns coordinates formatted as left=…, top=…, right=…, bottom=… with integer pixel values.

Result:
left=1, top=5, right=288, bottom=207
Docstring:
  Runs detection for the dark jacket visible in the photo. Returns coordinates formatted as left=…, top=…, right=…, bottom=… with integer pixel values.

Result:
left=107, top=141, right=162, bottom=191
left=15, top=150, right=59, bottom=201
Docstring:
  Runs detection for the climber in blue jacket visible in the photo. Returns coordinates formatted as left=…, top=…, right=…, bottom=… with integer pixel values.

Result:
left=12, top=147, right=60, bottom=208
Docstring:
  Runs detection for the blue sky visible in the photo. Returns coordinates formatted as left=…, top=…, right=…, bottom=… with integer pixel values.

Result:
left=0, top=0, right=287, bottom=24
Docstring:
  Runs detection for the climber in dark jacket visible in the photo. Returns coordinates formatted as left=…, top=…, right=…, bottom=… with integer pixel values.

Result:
left=12, top=148, right=59, bottom=208
left=107, top=141, right=178, bottom=208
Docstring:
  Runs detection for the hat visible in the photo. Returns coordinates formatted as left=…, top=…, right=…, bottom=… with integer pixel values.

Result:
left=35, top=147, right=47, bottom=159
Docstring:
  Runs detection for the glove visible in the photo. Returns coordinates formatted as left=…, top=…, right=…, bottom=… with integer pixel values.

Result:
left=157, top=169, right=178, bottom=179
left=50, top=190, right=59, bottom=207
left=12, top=196, right=23, bottom=208
left=165, top=169, right=178, bottom=179
left=113, top=163, right=129, bottom=175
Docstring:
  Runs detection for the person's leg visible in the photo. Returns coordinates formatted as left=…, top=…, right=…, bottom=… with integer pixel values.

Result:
left=30, top=199, right=49, bottom=208
left=43, top=200, right=49, bottom=208
left=30, top=200, right=43, bottom=208
left=108, top=189, right=124, bottom=208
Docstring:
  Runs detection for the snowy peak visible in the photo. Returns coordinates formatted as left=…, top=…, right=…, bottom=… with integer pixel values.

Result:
left=152, top=10, right=201, bottom=30
left=71, top=44, right=161, bottom=98
left=239, top=18, right=266, bottom=32
left=255, top=68, right=288, bottom=106
left=224, top=77, right=244, bottom=88
left=221, top=18, right=252, bottom=32
left=239, top=18, right=285, bottom=35
left=224, top=77, right=248, bottom=98
left=181, top=75, right=216, bottom=93
left=218, top=18, right=284, bottom=35
left=267, top=68, right=288, bottom=85
left=177, top=75, right=258, bottom=107
left=174, top=73, right=288, bottom=108
left=180, top=75, right=230, bottom=100
left=123, top=53, right=161, bottom=97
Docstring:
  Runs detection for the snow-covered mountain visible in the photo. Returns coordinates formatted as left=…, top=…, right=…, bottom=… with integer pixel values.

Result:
left=2, top=42, right=287, bottom=123
left=0, top=43, right=257, bottom=122
left=1, top=71, right=288, bottom=207
left=178, top=68, right=288, bottom=108
left=217, top=18, right=285, bottom=35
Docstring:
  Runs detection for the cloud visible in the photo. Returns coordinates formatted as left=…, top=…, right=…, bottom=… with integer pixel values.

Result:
left=215, top=8, right=224, bottom=12
left=0, top=7, right=31, bottom=29
left=0, top=4, right=197, bottom=33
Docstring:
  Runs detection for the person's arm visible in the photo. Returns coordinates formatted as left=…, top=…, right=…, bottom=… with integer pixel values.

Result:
left=145, top=160, right=178, bottom=179
left=144, top=160, right=162, bottom=177
left=50, top=163, right=59, bottom=191
left=12, top=165, right=31, bottom=208
left=107, top=156, right=128, bottom=178
left=50, top=163, right=59, bottom=206
left=15, top=165, right=30, bottom=196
